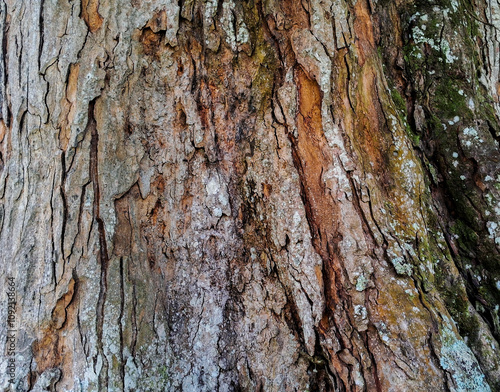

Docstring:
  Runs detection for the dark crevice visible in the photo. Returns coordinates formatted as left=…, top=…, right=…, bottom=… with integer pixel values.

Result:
left=60, top=151, right=68, bottom=273
left=130, top=283, right=138, bottom=359
left=48, top=170, right=57, bottom=290
left=87, top=97, right=109, bottom=390
left=343, top=52, right=356, bottom=113
left=362, top=329, right=383, bottom=392
left=307, top=330, right=336, bottom=391
left=38, top=0, right=44, bottom=71
left=486, top=118, right=500, bottom=145
left=119, top=257, right=125, bottom=392
left=0, top=0, right=10, bottom=126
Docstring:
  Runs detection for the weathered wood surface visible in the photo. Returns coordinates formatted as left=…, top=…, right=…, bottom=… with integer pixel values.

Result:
left=0, top=0, right=499, bottom=390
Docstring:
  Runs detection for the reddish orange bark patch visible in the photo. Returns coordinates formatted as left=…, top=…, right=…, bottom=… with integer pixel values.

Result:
left=262, top=183, right=272, bottom=198
left=0, top=120, right=6, bottom=143
left=32, top=278, right=77, bottom=386
left=140, top=28, right=164, bottom=57
left=81, top=0, right=103, bottom=33
left=58, top=63, right=80, bottom=151
left=353, top=0, right=376, bottom=66
left=294, top=66, right=343, bottom=306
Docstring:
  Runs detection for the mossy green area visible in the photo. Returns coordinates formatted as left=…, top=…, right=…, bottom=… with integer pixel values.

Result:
left=433, top=77, right=471, bottom=120
left=390, top=87, right=421, bottom=145
left=158, top=366, right=170, bottom=385
left=450, top=219, right=479, bottom=253
left=242, top=0, right=279, bottom=115
left=250, top=43, right=279, bottom=114
left=378, top=0, right=500, bottom=386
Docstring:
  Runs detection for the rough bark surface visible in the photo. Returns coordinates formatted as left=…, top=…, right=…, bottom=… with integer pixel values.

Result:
left=0, top=0, right=500, bottom=390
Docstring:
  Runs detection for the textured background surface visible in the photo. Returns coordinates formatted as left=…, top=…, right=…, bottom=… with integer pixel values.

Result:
left=0, top=0, right=499, bottom=390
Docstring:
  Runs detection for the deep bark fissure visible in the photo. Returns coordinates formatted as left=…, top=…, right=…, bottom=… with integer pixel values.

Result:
left=59, top=152, right=68, bottom=276
left=87, top=97, right=110, bottom=389
left=118, top=256, right=125, bottom=392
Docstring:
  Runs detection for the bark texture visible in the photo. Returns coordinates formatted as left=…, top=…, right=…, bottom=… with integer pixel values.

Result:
left=1, top=0, right=500, bottom=390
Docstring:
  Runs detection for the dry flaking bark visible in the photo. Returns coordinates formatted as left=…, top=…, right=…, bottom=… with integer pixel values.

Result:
left=0, top=0, right=499, bottom=390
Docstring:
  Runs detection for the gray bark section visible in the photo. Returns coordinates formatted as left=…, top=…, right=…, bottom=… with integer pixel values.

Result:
left=0, top=0, right=498, bottom=391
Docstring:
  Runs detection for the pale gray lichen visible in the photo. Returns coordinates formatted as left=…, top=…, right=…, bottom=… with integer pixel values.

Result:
left=439, top=327, right=491, bottom=392
left=387, top=247, right=413, bottom=275
left=356, top=274, right=368, bottom=291
left=391, top=257, right=413, bottom=275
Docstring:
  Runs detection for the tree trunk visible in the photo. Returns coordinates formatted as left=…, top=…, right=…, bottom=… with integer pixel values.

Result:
left=1, top=0, right=500, bottom=390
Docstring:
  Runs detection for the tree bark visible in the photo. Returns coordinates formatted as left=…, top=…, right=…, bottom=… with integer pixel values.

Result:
left=1, top=0, right=500, bottom=390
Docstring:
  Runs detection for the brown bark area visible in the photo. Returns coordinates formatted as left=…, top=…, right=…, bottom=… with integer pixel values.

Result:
left=0, top=0, right=499, bottom=391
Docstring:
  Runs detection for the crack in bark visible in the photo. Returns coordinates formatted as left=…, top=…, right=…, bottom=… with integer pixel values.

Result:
left=49, top=168, right=57, bottom=289
left=59, top=152, right=68, bottom=280
left=87, top=97, right=109, bottom=390
left=118, top=256, right=125, bottom=392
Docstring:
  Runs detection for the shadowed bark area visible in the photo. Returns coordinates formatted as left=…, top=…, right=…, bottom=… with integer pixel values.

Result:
left=0, top=0, right=499, bottom=391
